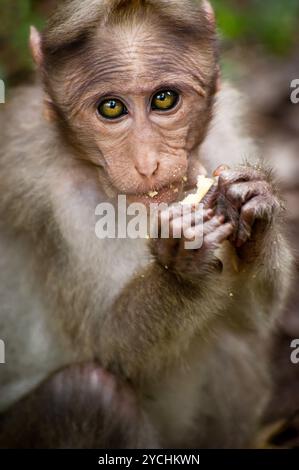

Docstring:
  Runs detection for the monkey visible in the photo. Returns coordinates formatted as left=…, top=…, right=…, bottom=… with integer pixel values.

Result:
left=0, top=0, right=294, bottom=449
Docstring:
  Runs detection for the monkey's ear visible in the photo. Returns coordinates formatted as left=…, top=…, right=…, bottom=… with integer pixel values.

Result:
left=29, top=26, right=43, bottom=67
left=202, top=0, right=216, bottom=26
left=29, top=27, right=56, bottom=121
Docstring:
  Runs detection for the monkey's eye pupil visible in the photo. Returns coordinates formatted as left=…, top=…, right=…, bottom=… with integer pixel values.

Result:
left=98, top=99, right=127, bottom=120
left=151, top=90, right=179, bottom=111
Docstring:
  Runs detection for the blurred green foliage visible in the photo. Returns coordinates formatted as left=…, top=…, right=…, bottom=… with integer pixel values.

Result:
left=0, top=0, right=48, bottom=83
left=0, top=0, right=298, bottom=84
left=213, top=0, right=299, bottom=55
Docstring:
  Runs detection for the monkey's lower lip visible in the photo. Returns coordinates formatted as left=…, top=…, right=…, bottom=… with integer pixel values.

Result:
left=127, top=184, right=184, bottom=206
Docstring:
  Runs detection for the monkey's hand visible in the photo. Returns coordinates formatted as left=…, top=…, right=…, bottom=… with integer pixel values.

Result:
left=216, top=166, right=282, bottom=253
left=0, top=363, right=155, bottom=449
left=150, top=194, right=233, bottom=278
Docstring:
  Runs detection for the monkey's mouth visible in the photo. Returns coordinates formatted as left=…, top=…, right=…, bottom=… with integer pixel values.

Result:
left=126, top=179, right=196, bottom=206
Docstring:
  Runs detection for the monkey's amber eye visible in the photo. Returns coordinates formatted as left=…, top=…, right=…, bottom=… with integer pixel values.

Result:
left=151, top=90, right=179, bottom=111
left=98, top=99, right=127, bottom=120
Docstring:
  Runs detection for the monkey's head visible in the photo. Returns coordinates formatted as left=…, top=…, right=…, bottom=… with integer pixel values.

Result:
left=31, top=0, right=219, bottom=205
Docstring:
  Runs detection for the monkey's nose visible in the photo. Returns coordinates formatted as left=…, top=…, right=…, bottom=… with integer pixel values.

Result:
left=135, top=161, right=159, bottom=178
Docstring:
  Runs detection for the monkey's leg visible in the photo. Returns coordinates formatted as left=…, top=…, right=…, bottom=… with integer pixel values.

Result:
left=0, top=363, right=156, bottom=449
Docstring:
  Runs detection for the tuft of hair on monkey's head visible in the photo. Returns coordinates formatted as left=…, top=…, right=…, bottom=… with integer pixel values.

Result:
left=40, top=0, right=218, bottom=61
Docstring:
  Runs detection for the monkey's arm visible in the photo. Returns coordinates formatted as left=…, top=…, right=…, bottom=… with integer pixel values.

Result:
left=217, top=165, right=294, bottom=316
left=99, top=210, right=235, bottom=381
left=242, top=221, right=292, bottom=316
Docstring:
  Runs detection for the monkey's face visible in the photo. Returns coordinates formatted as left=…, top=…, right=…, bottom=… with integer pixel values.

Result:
left=48, top=24, right=217, bottom=205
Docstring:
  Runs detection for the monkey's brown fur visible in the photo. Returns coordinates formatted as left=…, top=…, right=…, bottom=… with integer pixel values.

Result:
left=0, top=0, right=293, bottom=448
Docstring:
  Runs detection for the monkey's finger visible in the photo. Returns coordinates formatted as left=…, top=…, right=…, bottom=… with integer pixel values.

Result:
left=236, top=195, right=278, bottom=247
left=202, top=208, right=215, bottom=222
left=218, top=168, right=264, bottom=195
left=182, top=225, right=202, bottom=242
left=202, top=184, right=218, bottom=210
left=204, top=223, right=234, bottom=248
left=158, top=203, right=202, bottom=227
left=224, top=181, right=272, bottom=210
left=169, top=207, right=214, bottom=227
left=169, top=211, right=213, bottom=249
left=203, top=215, right=225, bottom=235
left=182, top=215, right=224, bottom=247
left=183, top=214, right=223, bottom=241
left=157, top=208, right=209, bottom=241
left=171, top=216, right=199, bottom=239
left=187, top=208, right=214, bottom=226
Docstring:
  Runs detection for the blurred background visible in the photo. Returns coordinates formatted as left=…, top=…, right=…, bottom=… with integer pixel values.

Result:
left=0, top=0, right=299, bottom=447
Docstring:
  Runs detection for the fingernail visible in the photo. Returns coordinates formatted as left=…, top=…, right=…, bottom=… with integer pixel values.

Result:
left=213, top=164, right=230, bottom=177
